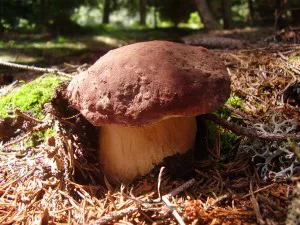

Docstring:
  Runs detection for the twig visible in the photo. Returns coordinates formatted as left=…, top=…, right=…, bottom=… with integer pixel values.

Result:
left=241, top=183, right=277, bottom=199
left=14, top=108, right=43, bottom=124
left=0, top=60, right=73, bottom=78
left=164, top=179, right=196, bottom=198
left=203, top=113, right=300, bottom=141
left=224, top=104, right=256, bottom=122
left=157, top=167, right=186, bottom=225
left=0, top=121, right=51, bottom=149
left=204, top=194, right=230, bottom=210
left=277, top=51, right=289, bottom=61
left=162, top=195, right=186, bottom=225
left=90, top=178, right=195, bottom=225
left=157, top=167, right=165, bottom=201
left=91, top=207, right=139, bottom=225
left=258, top=194, right=285, bottom=212
left=249, top=181, right=265, bottom=225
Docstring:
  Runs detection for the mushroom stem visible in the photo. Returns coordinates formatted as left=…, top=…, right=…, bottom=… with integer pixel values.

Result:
left=99, top=117, right=197, bottom=183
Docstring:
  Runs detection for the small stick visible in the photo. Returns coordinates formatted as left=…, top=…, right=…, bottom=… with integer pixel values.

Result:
left=91, top=207, right=139, bottom=225
left=0, top=121, right=51, bottom=149
left=157, top=167, right=186, bottom=225
left=241, top=183, right=277, bottom=199
left=203, top=113, right=300, bottom=142
left=157, top=167, right=165, bottom=201
left=164, top=179, right=196, bottom=198
left=0, top=60, right=73, bottom=78
left=204, top=194, right=230, bottom=210
left=224, top=104, right=256, bottom=122
left=257, top=194, right=285, bottom=212
left=277, top=51, right=288, bottom=61
left=90, top=179, right=195, bottom=225
left=249, top=181, right=264, bottom=225
left=162, top=195, right=186, bottom=225
left=14, top=108, right=43, bottom=124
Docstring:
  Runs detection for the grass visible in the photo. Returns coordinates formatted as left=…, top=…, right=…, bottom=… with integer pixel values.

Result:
left=0, top=74, right=69, bottom=119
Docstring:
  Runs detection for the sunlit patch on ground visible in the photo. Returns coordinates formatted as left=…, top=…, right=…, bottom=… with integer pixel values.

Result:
left=92, top=35, right=126, bottom=47
left=0, top=39, right=87, bottom=65
left=0, top=51, right=38, bottom=63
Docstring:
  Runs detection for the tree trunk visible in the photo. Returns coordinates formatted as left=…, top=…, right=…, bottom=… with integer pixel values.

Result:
left=0, top=0, right=3, bottom=34
left=139, top=0, right=147, bottom=25
left=222, top=0, right=232, bottom=29
left=291, top=9, right=300, bottom=25
left=40, top=0, right=49, bottom=30
left=102, top=0, right=110, bottom=24
left=195, top=0, right=219, bottom=29
left=274, top=0, right=288, bottom=29
left=247, top=0, right=254, bottom=25
left=153, top=0, right=158, bottom=29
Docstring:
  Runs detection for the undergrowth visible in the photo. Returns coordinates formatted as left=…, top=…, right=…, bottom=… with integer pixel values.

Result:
left=217, top=94, right=244, bottom=117
left=25, top=128, right=56, bottom=147
left=208, top=95, right=245, bottom=153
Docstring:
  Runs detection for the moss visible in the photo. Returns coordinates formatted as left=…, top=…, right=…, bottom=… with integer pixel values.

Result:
left=220, top=129, right=238, bottom=151
left=25, top=128, right=56, bottom=147
left=206, top=121, right=238, bottom=152
left=227, top=95, right=244, bottom=108
left=216, top=95, right=244, bottom=118
left=205, top=95, right=243, bottom=154
left=0, top=74, right=69, bottom=119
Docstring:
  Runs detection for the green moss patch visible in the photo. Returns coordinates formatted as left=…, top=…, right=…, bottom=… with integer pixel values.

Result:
left=217, top=95, right=244, bottom=117
left=0, top=74, right=69, bottom=119
left=24, top=128, right=56, bottom=147
left=206, top=121, right=238, bottom=153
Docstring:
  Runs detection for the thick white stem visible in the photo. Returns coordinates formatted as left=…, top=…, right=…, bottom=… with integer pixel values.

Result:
left=98, top=117, right=197, bottom=183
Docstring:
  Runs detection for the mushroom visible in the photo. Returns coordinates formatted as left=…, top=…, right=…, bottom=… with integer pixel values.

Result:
left=67, top=41, right=230, bottom=183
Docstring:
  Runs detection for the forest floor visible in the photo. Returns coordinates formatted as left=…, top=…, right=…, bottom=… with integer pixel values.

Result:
left=0, top=27, right=299, bottom=225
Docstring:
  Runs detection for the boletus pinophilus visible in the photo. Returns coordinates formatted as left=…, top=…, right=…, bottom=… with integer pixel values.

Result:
left=67, top=41, right=231, bottom=184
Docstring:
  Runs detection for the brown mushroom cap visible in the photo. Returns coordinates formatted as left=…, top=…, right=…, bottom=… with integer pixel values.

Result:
left=67, top=41, right=230, bottom=126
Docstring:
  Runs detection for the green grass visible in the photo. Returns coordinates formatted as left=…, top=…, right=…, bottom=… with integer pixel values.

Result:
left=0, top=74, right=69, bottom=119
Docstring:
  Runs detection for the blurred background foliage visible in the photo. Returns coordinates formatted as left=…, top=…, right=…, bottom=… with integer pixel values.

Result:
left=0, top=0, right=299, bottom=35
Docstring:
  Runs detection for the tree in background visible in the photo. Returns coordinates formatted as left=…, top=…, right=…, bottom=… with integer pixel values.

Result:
left=0, top=0, right=85, bottom=34
left=247, top=0, right=254, bottom=25
left=139, top=0, right=147, bottom=25
left=102, top=0, right=111, bottom=24
left=195, top=0, right=219, bottom=29
left=290, top=0, right=300, bottom=25
left=222, top=0, right=233, bottom=29
left=47, top=0, right=85, bottom=33
left=119, top=0, right=147, bottom=26
left=1, top=0, right=300, bottom=33
left=147, top=0, right=158, bottom=28
left=157, top=0, right=195, bottom=27
left=0, top=0, right=32, bottom=32
left=274, top=0, right=288, bottom=29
